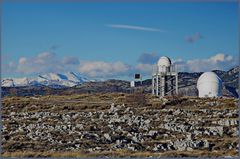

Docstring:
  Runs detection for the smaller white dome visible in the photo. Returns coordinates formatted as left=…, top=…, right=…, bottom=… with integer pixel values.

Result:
left=157, top=56, right=171, bottom=67
left=197, top=72, right=222, bottom=98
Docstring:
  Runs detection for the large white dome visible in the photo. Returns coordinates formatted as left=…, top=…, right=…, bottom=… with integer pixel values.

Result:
left=197, top=72, right=222, bottom=98
left=157, top=56, right=171, bottom=67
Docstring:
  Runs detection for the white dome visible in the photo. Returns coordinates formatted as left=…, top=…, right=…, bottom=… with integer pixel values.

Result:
left=157, top=56, right=171, bottom=67
left=197, top=72, right=222, bottom=98
left=157, top=56, right=171, bottom=73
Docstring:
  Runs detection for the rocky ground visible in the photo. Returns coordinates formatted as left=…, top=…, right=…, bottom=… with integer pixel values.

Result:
left=1, top=93, right=239, bottom=157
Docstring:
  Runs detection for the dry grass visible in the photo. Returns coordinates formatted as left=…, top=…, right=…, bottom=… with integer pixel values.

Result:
left=2, top=149, right=238, bottom=158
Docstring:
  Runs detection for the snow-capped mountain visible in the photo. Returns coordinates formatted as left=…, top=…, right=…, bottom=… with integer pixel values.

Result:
left=1, top=72, right=89, bottom=88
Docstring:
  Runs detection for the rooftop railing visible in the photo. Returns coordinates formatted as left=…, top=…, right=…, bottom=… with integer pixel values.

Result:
left=152, top=64, right=177, bottom=75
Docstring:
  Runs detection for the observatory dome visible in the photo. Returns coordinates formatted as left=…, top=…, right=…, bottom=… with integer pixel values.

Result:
left=157, top=56, right=171, bottom=73
left=157, top=56, right=171, bottom=67
left=197, top=72, right=222, bottom=98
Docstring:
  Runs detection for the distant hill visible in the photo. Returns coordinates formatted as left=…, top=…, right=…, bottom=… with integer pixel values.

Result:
left=1, top=66, right=239, bottom=98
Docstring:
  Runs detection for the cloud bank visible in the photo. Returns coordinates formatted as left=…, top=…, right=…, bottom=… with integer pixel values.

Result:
left=174, top=53, right=237, bottom=72
left=78, top=61, right=131, bottom=78
left=3, top=52, right=80, bottom=75
left=3, top=51, right=237, bottom=79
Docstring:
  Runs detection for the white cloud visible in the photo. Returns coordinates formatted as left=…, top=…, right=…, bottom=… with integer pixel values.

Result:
left=107, top=24, right=165, bottom=32
left=37, top=52, right=55, bottom=59
left=210, top=53, right=232, bottom=62
left=135, top=63, right=153, bottom=74
left=78, top=61, right=131, bottom=78
left=174, top=53, right=237, bottom=72
left=19, top=57, right=27, bottom=65
left=35, top=52, right=55, bottom=64
left=16, top=52, right=59, bottom=74
left=3, top=52, right=80, bottom=75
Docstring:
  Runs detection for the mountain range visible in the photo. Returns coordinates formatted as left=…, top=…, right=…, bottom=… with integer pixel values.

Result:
left=1, top=72, right=89, bottom=88
left=1, top=66, right=239, bottom=98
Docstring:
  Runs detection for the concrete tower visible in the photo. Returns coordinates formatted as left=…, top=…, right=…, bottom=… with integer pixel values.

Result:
left=152, top=56, right=178, bottom=97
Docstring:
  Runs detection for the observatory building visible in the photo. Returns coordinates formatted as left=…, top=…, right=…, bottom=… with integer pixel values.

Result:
left=197, top=72, right=222, bottom=98
left=130, top=74, right=142, bottom=87
left=152, top=56, right=178, bottom=97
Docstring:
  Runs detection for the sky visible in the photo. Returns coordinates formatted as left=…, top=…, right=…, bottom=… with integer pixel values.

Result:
left=2, top=1, right=239, bottom=80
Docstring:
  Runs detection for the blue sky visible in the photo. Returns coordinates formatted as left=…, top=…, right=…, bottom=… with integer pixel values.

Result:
left=2, top=1, right=239, bottom=79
